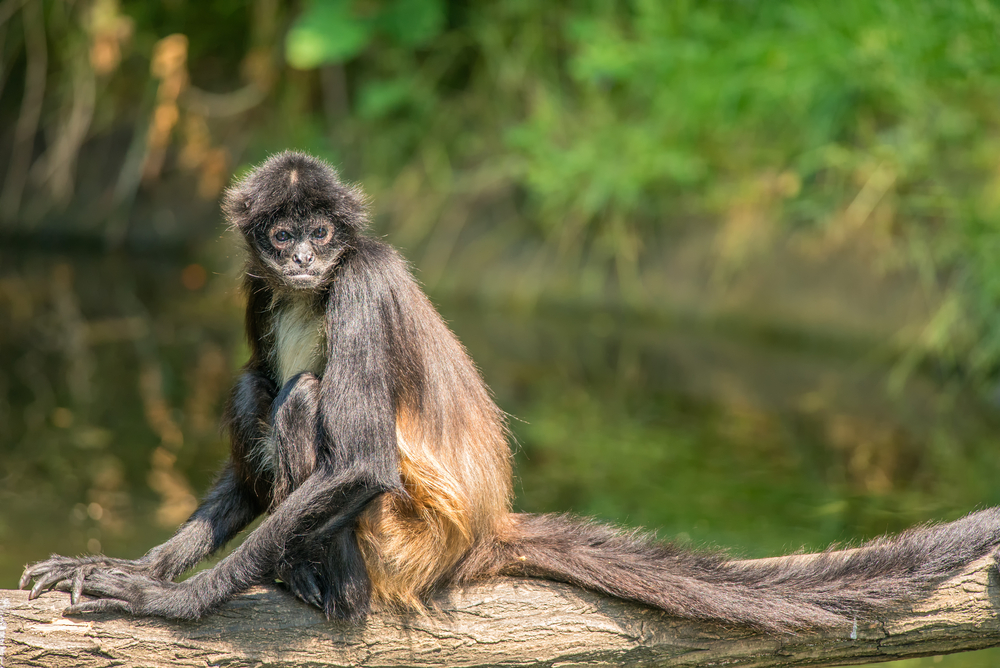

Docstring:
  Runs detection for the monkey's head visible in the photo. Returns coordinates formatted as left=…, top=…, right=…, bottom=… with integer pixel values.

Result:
left=223, top=151, right=368, bottom=291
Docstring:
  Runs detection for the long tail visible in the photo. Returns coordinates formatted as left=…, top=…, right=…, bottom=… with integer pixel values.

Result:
left=455, top=509, right=1000, bottom=632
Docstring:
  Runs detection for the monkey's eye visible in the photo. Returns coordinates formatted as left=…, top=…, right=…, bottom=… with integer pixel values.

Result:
left=311, top=226, right=329, bottom=241
left=272, top=230, right=292, bottom=244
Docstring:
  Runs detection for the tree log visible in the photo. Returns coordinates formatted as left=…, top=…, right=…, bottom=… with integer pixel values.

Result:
left=3, top=553, right=999, bottom=668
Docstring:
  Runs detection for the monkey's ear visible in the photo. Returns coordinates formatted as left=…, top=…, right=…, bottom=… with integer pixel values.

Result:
left=221, top=184, right=253, bottom=230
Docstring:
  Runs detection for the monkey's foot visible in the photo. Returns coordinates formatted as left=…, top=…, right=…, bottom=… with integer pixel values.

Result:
left=276, top=562, right=370, bottom=622
left=20, top=555, right=154, bottom=605
left=277, top=564, right=324, bottom=610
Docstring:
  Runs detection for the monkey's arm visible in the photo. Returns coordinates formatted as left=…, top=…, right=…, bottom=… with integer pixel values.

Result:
left=20, top=464, right=262, bottom=604
left=21, top=369, right=275, bottom=602
left=61, top=464, right=389, bottom=619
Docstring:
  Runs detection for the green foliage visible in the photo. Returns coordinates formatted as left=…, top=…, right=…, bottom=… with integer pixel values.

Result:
left=510, top=2, right=1000, bottom=235
left=300, top=0, right=1000, bottom=386
left=287, top=1, right=372, bottom=68
left=286, top=0, right=444, bottom=68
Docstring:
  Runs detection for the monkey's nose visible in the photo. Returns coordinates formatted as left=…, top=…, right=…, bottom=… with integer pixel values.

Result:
left=293, top=251, right=314, bottom=266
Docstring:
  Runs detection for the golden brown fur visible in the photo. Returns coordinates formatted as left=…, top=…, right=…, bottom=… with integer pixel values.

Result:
left=356, top=282, right=512, bottom=609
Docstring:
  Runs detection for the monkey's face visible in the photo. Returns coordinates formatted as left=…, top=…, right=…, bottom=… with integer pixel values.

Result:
left=258, top=217, right=346, bottom=290
left=224, top=151, right=369, bottom=290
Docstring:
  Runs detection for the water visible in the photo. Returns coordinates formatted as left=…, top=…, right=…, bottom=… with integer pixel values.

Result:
left=2, top=246, right=999, bottom=666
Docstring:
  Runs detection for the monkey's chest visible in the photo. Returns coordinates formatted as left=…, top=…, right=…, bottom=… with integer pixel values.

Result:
left=271, top=301, right=327, bottom=387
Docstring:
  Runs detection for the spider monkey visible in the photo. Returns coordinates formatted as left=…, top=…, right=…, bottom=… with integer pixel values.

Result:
left=20, top=151, right=1000, bottom=632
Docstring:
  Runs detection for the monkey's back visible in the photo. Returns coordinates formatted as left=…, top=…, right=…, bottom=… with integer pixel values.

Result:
left=354, top=248, right=513, bottom=609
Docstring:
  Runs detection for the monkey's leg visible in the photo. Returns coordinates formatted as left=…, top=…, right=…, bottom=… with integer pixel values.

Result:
left=63, top=466, right=390, bottom=619
left=21, top=371, right=276, bottom=603
left=267, top=372, right=373, bottom=620
left=269, top=372, right=320, bottom=506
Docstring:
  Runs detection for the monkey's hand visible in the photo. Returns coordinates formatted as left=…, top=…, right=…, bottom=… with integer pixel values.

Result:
left=61, top=570, right=212, bottom=620
left=20, top=554, right=158, bottom=605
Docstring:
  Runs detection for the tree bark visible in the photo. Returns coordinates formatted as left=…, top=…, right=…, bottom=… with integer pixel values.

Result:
left=3, top=553, right=999, bottom=668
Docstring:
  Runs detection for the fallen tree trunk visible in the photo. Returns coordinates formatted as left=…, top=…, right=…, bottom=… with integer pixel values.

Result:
left=3, top=552, right=999, bottom=668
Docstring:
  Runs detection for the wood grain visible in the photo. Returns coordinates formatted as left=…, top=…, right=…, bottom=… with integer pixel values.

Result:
left=3, top=553, right=999, bottom=667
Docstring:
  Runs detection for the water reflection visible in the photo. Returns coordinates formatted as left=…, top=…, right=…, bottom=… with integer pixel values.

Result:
left=0, top=247, right=240, bottom=580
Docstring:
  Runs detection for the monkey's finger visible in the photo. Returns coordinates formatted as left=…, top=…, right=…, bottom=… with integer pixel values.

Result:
left=71, top=565, right=94, bottom=605
left=20, top=555, right=100, bottom=589
left=29, top=569, right=73, bottom=600
left=64, top=599, right=132, bottom=616
left=19, top=558, right=63, bottom=589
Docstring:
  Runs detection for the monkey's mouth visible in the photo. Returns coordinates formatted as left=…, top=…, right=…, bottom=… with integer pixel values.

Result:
left=284, top=272, right=325, bottom=288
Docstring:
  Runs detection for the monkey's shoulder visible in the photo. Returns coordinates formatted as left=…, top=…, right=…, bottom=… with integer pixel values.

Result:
left=327, top=237, right=424, bottom=308
left=340, top=237, right=412, bottom=282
